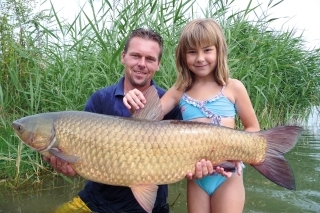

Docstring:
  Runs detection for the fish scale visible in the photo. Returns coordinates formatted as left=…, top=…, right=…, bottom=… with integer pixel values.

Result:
left=46, top=112, right=267, bottom=186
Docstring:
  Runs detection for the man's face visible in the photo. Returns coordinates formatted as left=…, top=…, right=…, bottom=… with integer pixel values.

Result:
left=121, top=37, right=161, bottom=90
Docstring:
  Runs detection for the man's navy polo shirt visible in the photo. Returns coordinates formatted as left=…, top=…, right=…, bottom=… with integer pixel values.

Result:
left=78, top=77, right=182, bottom=213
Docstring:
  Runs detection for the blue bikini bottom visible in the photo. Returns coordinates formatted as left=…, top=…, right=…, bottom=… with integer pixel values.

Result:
left=195, top=173, right=227, bottom=196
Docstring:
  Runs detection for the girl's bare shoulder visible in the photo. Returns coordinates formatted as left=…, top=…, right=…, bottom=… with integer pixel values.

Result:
left=226, top=78, right=246, bottom=91
left=168, top=85, right=184, bottom=95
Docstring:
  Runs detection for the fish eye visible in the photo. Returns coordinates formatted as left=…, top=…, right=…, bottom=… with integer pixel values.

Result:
left=16, top=125, right=23, bottom=132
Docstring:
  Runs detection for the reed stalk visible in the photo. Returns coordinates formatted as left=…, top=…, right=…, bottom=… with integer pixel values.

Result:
left=0, top=0, right=319, bottom=186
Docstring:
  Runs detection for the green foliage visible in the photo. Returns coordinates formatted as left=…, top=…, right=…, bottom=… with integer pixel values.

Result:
left=0, top=0, right=319, bottom=185
left=223, top=4, right=320, bottom=127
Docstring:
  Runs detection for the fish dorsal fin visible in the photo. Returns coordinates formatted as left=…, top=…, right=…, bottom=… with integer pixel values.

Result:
left=132, top=85, right=164, bottom=121
left=49, top=148, right=80, bottom=163
left=130, top=184, right=158, bottom=213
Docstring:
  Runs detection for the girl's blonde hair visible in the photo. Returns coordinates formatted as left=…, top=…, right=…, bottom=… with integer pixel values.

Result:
left=175, top=18, right=229, bottom=91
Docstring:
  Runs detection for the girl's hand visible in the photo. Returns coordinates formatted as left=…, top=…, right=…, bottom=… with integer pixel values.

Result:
left=213, top=161, right=243, bottom=178
left=213, top=166, right=233, bottom=178
left=185, top=159, right=214, bottom=180
left=123, top=89, right=146, bottom=112
left=234, top=161, right=243, bottom=175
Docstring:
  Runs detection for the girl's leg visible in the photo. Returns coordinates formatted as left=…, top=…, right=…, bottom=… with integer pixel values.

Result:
left=210, top=173, right=245, bottom=213
left=187, top=180, right=211, bottom=213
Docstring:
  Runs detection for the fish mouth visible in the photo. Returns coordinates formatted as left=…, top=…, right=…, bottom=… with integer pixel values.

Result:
left=12, top=121, right=22, bottom=133
left=12, top=121, right=37, bottom=149
left=12, top=120, right=56, bottom=152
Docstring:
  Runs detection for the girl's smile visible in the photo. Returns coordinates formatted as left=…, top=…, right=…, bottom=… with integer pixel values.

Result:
left=186, top=45, right=217, bottom=76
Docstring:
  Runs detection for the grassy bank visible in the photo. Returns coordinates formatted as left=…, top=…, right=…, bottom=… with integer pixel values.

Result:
left=1, top=0, right=319, bottom=186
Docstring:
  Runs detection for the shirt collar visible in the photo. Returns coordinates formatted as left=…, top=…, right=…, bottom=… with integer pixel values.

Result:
left=114, top=77, right=157, bottom=97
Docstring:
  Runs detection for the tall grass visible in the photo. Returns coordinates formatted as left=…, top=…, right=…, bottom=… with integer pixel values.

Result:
left=1, top=0, right=319, bottom=186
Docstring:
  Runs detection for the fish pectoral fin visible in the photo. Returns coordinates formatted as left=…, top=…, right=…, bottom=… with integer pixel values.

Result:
left=49, top=148, right=79, bottom=163
left=130, top=184, right=158, bottom=213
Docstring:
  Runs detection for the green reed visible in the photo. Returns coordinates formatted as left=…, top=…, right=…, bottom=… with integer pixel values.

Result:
left=0, top=0, right=319, bottom=185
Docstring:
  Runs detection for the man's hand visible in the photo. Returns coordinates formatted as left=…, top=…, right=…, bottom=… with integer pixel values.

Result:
left=123, top=88, right=146, bottom=111
left=44, top=156, right=77, bottom=177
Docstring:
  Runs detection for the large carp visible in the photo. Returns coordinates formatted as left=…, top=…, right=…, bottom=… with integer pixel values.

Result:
left=12, top=86, right=302, bottom=213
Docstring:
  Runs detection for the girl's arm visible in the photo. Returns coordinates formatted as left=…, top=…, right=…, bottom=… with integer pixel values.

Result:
left=223, top=79, right=260, bottom=176
left=231, top=79, right=260, bottom=132
left=123, top=86, right=183, bottom=116
left=161, top=86, right=183, bottom=115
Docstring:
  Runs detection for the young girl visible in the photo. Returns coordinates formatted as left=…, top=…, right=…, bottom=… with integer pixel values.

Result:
left=123, top=18, right=260, bottom=213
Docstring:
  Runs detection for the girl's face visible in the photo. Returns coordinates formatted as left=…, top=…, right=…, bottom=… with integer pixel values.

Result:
left=185, top=45, right=217, bottom=78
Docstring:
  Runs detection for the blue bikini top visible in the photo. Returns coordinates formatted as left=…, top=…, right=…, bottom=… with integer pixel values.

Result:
left=179, top=86, right=236, bottom=125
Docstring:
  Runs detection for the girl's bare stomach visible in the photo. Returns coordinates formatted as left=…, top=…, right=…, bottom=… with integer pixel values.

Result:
left=189, top=117, right=235, bottom=128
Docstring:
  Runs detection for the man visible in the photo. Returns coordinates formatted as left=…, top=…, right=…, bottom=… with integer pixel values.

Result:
left=46, top=28, right=214, bottom=213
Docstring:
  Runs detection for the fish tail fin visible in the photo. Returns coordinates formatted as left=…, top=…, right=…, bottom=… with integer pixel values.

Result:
left=251, top=126, right=303, bottom=190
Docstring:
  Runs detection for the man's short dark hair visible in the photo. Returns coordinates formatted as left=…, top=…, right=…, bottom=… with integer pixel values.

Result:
left=123, top=28, right=163, bottom=61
